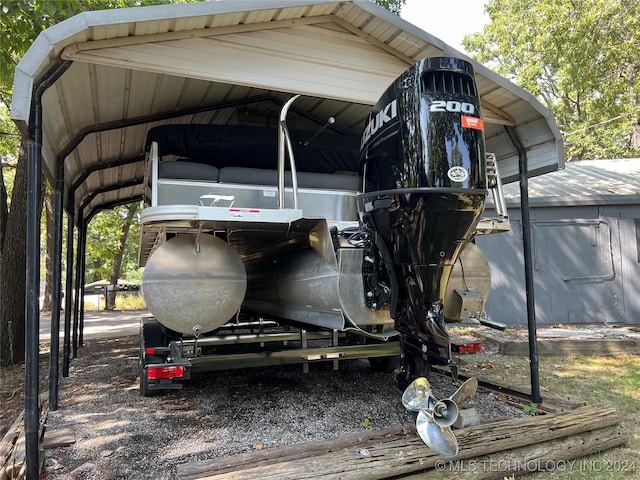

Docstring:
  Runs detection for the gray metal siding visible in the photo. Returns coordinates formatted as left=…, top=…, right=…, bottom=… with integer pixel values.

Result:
left=477, top=204, right=639, bottom=325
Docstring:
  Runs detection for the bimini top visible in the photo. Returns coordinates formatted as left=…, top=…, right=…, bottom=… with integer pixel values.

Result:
left=10, top=0, right=563, bottom=223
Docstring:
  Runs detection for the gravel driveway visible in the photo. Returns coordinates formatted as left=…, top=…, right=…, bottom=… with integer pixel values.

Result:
left=42, top=331, right=526, bottom=480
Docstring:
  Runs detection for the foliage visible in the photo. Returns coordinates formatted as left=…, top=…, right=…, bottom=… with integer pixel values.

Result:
left=522, top=402, right=539, bottom=416
left=0, top=105, right=19, bottom=165
left=0, top=0, right=180, bottom=332
left=371, top=0, right=406, bottom=15
left=463, top=0, right=640, bottom=161
left=115, top=293, right=146, bottom=310
left=85, top=203, right=142, bottom=284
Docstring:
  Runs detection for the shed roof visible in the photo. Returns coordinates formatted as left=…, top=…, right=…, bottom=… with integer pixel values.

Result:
left=10, top=0, right=564, bottom=223
left=501, top=158, right=640, bottom=207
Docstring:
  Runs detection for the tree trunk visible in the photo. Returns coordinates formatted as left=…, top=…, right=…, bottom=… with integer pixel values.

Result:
left=0, top=163, right=7, bottom=252
left=42, top=188, right=54, bottom=312
left=0, top=144, right=28, bottom=366
left=106, top=203, right=137, bottom=310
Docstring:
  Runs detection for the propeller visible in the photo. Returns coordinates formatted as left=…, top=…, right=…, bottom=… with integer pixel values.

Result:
left=450, top=377, right=478, bottom=409
left=402, top=377, right=478, bottom=457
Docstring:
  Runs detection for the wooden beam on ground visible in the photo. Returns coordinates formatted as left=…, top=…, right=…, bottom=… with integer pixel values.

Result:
left=475, top=333, right=640, bottom=356
left=0, top=411, right=24, bottom=480
left=176, top=404, right=627, bottom=480
left=503, top=339, right=640, bottom=356
left=403, top=424, right=628, bottom=480
left=177, top=426, right=415, bottom=480
left=0, top=396, right=49, bottom=480
left=43, top=428, right=76, bottom=449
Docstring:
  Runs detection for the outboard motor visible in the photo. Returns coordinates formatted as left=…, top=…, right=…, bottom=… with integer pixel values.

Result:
left=358, top=57, right=487, bottom=383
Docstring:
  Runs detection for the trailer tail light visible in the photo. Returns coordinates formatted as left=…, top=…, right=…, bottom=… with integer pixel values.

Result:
left=454, top=342, right=482, bottom=354
left=145, top=346, right=170, bottom=356
left=147, top=365, right=184, bottom=380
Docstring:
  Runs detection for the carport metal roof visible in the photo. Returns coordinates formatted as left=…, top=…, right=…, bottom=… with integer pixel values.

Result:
left=11, top=0, right=564, bottom=225
left=501, top=158, right=640, bottom=206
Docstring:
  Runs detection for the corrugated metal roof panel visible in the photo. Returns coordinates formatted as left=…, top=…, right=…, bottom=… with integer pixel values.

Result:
left=10, top=0, right=564, bottom=223
left=501, top=159, right=640, bottom=204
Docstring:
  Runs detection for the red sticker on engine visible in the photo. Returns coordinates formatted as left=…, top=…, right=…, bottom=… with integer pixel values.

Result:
left=461, top=116, right=484, bottom=131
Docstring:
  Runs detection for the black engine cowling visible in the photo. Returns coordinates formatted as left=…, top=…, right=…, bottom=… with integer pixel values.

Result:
left=358, top=57, right=487, bottom=369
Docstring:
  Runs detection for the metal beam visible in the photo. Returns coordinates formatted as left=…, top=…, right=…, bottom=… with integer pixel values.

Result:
left=505, top=125, right=541, bottom=405
left=77, top=178, right=144, bottom=217
left=25, top=58, right=72, bottom=480
left=72, top=222, right=86, bottom=357
left=48, top=162, right=65, bottom=411
left=62, top=212, right=75, bottom=377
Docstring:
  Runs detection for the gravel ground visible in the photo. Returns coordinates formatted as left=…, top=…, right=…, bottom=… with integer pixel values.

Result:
left=42, top=333, right=526, bottom=479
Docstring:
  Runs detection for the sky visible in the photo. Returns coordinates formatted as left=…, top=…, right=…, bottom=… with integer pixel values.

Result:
left=400, top=0, right=490, bottom=53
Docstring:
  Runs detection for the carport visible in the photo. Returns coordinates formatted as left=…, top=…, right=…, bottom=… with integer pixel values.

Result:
left=9, top=1, right=563, bottom=477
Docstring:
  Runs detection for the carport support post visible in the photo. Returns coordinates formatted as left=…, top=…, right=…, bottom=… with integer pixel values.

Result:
left=72, top=223, right=82, bottom=357
left=48, top=163, right=65, bottom=410
left=79, top=221, right=88, bottom=346
left=506, top=125, right=541, bottom=405
left=63, top=212, right=75, bottom=376
left=72, top=220, right=87, bottom=356
left=25, top=135, right=42, bottom=480
left=25, top=59, right=72, bottom=480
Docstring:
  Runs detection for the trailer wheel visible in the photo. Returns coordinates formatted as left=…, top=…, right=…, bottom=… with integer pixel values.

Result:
left=140, top=318, right=167, bottom=397
left=394, top=353, right=431, bottom=390
left=365, top=336, right=400, bottom=373
left=368, top=355, right=400, bottom=373
left=139, top=361, right=158, bottom=397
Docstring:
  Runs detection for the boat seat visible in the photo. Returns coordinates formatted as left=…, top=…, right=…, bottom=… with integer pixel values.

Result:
left=158, top=161, right=219, bottom=181
left=218, top=167, right=360, bottom=191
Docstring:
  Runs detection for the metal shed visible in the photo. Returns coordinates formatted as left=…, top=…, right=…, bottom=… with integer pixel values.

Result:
left=478, top=158, right=640, bottom=326
left=10, top=0, right=564, bottom=476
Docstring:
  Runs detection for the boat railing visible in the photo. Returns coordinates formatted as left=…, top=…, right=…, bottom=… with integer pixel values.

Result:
left=278, top=94, right=300, bottom=209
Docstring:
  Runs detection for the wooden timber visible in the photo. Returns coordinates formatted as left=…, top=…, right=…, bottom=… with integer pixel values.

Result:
left=476, top=332, right=640, bottom=356
left=0, top=396, right=48, bottom=480
left=404, top=424, right=627, bottom=480
left=177, top=426, right=415, bottom=480
left=42, top=428, right=76, bottom=450
left=176, top=403, right=628, bottom=480
left=0, top=411, right=24, bottom=480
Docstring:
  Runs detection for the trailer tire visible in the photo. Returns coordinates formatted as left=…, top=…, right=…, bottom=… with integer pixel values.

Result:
left=368, top=355, right=400, bottom=373
left=364, top=336, right=400, bottom=373
left=140, top=318, right=167, bottom=397
left=139, top=362, right=159, bottom=397
left=394, top=353, right=431, bottom=390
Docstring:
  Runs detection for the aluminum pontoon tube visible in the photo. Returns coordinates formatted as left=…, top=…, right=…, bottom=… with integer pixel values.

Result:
left=142, top=234, right=247, bottom=335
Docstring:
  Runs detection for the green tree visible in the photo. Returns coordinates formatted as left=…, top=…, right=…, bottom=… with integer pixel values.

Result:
left=85, top=204, right=140, bottom=285
left=373, top=0, right=406, bottom=14
left=463, top=0, right=640, bottom=160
